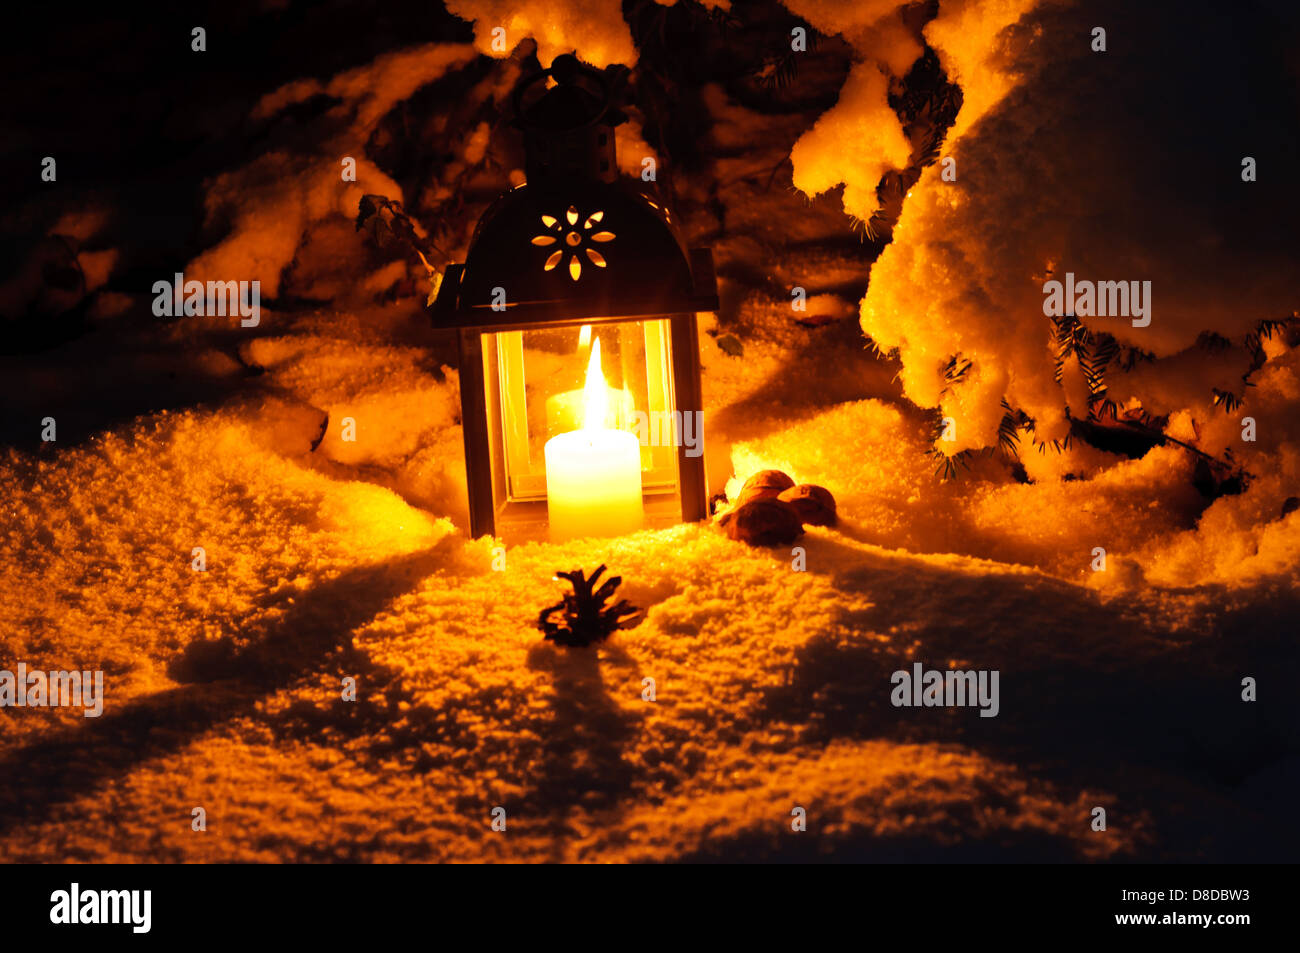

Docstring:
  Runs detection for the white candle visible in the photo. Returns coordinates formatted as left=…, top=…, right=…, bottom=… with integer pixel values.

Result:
left=544, top=336, right=644, bottom=541
left=544, top=429, right=643, bottom=540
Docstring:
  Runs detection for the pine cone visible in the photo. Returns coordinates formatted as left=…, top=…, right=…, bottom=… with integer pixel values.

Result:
left=537, top=564, right=642, bottom=648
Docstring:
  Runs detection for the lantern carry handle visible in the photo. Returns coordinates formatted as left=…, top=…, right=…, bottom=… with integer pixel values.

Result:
left=511, top=54, right=628, bottom=134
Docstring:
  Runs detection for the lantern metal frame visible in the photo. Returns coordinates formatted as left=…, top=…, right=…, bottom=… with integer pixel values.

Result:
left=432, top=56, right=718, bottom=541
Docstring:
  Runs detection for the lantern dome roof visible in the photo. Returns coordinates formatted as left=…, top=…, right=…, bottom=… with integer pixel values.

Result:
left=434, top=178, right=717, bottom=328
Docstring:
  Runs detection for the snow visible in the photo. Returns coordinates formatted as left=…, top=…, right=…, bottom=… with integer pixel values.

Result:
left=446, top=0, right=734, bottom=70
left=3, top=315, right=1294, bottom=859
left=0, top=413, right=1166, bottom=861
left=789, top=62, right=913, bottom=223
left=187, top=43, right=478, bottom=297
left=2, top=0, right=1296, bottom=863
left=447, top=0, right=639, bottom=68
left=857, top=0, right=1300, bottom=452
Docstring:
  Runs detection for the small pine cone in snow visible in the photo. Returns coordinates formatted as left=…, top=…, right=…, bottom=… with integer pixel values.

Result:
left=734, top=469, right=795, bottom=506
left=778, top=484, right=837, bottom=527
left=721, top=497, right=804, bottom=546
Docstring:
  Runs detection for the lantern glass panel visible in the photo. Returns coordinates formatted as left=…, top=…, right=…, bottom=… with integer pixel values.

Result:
left=479, top=317, right=685, bottom=540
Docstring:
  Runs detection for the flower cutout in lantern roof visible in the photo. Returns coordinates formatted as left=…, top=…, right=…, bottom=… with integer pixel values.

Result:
left=531, top=206, right=616, bottom=281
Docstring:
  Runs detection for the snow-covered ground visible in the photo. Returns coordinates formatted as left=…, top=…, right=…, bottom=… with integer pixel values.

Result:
left=1, top=0, right=1296, bottom=862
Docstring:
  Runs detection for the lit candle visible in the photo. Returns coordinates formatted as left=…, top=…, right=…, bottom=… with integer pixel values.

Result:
left=544, top=336, right=644, bottom=541
left=546, top=385, right=635, bottom=435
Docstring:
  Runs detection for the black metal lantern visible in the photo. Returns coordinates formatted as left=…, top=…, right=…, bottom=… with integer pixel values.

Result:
left=432, top=55, right=718, bottom=543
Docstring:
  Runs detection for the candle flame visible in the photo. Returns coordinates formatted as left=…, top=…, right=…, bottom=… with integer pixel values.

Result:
left=582, top=336, right=608, bottom=430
